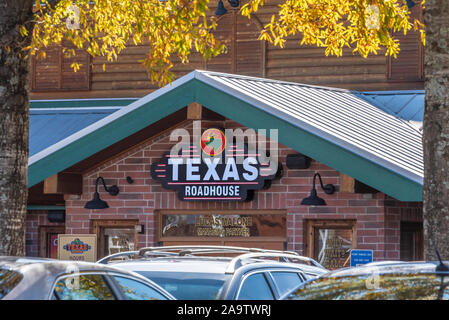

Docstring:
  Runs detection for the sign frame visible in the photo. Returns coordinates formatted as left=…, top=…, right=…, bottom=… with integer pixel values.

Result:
left=57, top=234, right=97, bottom=262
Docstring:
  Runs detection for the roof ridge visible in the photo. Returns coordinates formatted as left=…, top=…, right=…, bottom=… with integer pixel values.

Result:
left=195, top=69, right=353, bottom=93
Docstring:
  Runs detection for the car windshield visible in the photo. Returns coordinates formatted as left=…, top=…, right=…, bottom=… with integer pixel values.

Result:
left=0, top=269, right=23, bottom=299
left=136, top=271, right=231, bottom=300
left=287, top=273, right=449, bottom=300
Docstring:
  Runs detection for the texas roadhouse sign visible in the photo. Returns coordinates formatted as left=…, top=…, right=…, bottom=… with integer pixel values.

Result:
left=151, top=127, right=278, bottom=201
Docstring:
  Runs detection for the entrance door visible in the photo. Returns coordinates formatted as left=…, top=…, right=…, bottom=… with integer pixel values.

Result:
left=400, top=222, right=423, bottom=261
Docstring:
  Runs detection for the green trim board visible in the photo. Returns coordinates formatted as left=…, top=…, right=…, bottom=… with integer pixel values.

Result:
left=27, top=71, right=423, bottom=201
left=27, top=205, right=65, bottom=211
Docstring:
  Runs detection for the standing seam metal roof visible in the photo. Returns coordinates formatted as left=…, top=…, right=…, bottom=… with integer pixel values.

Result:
left=196, top=71, right=423, bottom=184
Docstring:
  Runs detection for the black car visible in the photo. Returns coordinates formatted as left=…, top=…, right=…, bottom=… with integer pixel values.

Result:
left=97, top=245, right=328, bottom=300
left=282, top=260, right=449, bottom=300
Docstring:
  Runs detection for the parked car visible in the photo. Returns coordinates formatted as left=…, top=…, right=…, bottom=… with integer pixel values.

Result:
left=97, top=245, right=328, bottom=300
left=281, top=260, right=449, bottom=300
left=0, top=256, right=175, bottom=300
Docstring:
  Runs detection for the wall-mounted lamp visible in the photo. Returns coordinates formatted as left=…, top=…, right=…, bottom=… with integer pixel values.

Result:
left=301, top=173, right=335, bottom=206
left=215, top=0, right=239, bottom=16
left=84, top=176, right=120, bottom=210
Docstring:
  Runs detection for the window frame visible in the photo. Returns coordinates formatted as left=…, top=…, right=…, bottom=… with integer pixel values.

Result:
left=305, top=219, right=357, bottom=270
left=267, top=270, right=307, bottom=298
left=235, top=270, right=277, bottom=300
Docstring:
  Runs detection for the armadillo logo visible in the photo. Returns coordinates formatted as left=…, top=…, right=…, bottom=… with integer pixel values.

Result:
left=200, top=128, right=226, bottom=157
left=63, top=238, right=91, bottom=254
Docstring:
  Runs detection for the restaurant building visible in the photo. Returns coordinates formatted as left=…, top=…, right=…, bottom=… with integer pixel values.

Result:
left=24, top=0, right=426, bottom=269
left=26, top=70, right=424, bottom=269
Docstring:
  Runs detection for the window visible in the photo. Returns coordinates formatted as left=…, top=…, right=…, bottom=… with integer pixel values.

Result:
left=113, top=276, right=168, bottom=300
left=270, top=272, right=303, bottom=296
left=0, top=269, right=23, bottom=299
left=31, top=41, right=90, bottom=91
left=387, top=1, right=424, bottom=82
left=53, top=274, right=115, bottom=300
left=91, top=220, right=139, bottom=259
left=206, top=10, right=264, bottom=77
left=237, top=273, right=274, bottom=300
left=305, top=220, right=356, bottom=270
left=400, top=222, right=423, bottom=261
left=139, top=271, right=230, bottom=300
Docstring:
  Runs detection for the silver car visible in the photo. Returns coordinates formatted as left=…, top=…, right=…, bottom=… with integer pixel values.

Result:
left=98, top=245, right=328, bottom=300
left=0, top=256, right=175, bottom=300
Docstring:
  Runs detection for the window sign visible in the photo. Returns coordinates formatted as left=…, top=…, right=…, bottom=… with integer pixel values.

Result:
left=316, top=229, right=353, bottom=270
left=58, top=234, right=97, bottom=262
left=104, top=228, right=135, bottom=256
left=160, top=213, right=286, bottom=239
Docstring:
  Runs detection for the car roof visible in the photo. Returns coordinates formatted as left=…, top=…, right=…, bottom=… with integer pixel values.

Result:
left=110, top=257, right=232, bottom=274
left=0, top=256, right=129, bottom=273
left=108, top=256, right=327, bottom=276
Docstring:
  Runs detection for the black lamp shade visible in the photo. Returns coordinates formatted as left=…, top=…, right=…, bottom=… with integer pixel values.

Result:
left=84, top=192, right=109, bottom=209
left=216, top=0, right=227, bottom=15
left=301, top=189, right=327, bottom=206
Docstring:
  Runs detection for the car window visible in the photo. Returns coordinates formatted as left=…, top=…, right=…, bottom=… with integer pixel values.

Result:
left=137, top=271, right=230, bottom=300
left=287, top=273, right=449, bottom=300
left=0, top=269, right=23, bottom=299
left=237, top=273, right=275, bottom=300
left=53, top=274, right=116, bottom=300
left=270, top=272, right=303, bottom=296
left=113, top=276, right=168, bottom=300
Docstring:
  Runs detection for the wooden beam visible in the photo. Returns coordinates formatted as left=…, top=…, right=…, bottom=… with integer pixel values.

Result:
left=187, top=102, right=202, bottom=120
left=43, top=173, right=83, bottom=195
left=339, top=172, right=355, bottom=193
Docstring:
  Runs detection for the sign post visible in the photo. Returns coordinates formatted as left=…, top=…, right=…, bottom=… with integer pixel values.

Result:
left=350, top=249, right=373, bottom=267
left=58, top=234, right=97, bottom=262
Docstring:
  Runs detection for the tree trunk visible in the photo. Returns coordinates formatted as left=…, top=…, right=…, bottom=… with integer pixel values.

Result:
left=423, top=0, right=449, bottom=260
left=0, top=1, right=34, bottom=256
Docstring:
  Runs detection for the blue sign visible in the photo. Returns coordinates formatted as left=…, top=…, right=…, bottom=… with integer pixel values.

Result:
left=350, top=249, right=373, bottom=267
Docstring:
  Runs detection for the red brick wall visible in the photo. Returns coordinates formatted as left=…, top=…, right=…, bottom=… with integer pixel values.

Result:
left=25, top=210, right=65, bottom=257
left=58, top=119, right=422, bottom=262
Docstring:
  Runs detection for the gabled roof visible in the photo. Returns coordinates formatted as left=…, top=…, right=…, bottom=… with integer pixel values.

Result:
left=28, top=70, right=423, bottom=201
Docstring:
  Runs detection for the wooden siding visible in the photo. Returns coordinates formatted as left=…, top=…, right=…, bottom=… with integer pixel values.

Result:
left=29, top=0, right=424, bottom=100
